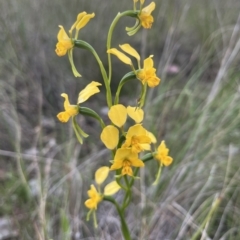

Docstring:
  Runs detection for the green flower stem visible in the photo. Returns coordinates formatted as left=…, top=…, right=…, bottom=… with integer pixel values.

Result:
left=107, top=10, right=138, bottom=83
left=152, top=163, right=163, bottom=186
left=79, top=107, right=105, bottom=129
left=116, top=177, right=128, bottom=191
left=138, top=83, right=148, bottom=108
left=114, top=71, right=136, bottom=105
left=103, top=196, right=132, bottom=240
left=115, top=169, right=128, bottom=191
left=74, top=40, right=112, bottom=108
left=122, top=189, right=132, bottom=211
left=122, top=176, right=131, bottom=210
left=129, top=153, right=154, bottom=187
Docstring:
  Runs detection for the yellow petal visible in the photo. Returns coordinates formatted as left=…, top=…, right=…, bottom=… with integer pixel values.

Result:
left=87, top=184, right=98, bottom=198
left=119, top=44, right=140, bottom=61
left=78, top=81, right=102, bottom=104
left=60, top=93, right=78, bottom=113
left=110, top=149, right=132, bottom=170
left=57, top=112, right=71, bottom=123
left=143, top=56, right=154, bottom=69
left=76, top=13, right=95, bottom=30
left=110, top=159, right=124, bottom=170
left=95, top=167, right=109, bottom=185
left=162, top=156, right=173, bottom=166
left=85, top=199, right=95, bottom=209
left=139, top=143, right=151, bottom=151
left=107, top=48, right=132, bottom=65
left=103, top=181, right=121, bottom=195
left=127, top=106, right=144, bottom=123
left=108, top=104, right=127, bottom=127
left=129, top=157, right=144, bottom=167
left=126, top=124, right=147, bottom=138
left=146, top=131, right=157, bottom=143
left=142, top=2, right=155, bottom=14
left=122, top=166, right=133, bottom=176
left=147, top=75, right=160, bottom=88
left=157, top=140, right=167, bottom=152
left=57, top=94, right=78, bottom=122
left=114, top=148, right=132, bottom=161
left=100, top=125, right=119, bottom=149
left=57, top=25, right=70, bottom=41
left=55, top=42, right=72, bottom=57
left=69, top=12, right=87, bottom=33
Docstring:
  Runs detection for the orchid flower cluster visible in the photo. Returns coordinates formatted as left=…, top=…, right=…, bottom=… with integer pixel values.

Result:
left=55, top=1, right=173, bottom=239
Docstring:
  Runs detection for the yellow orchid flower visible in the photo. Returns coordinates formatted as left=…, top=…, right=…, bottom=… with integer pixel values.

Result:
left=57, top=93, right=79, bottom=123
left=154, top=141, right=173, bottom=166
left=100, top=105, right=145, bottom=150
left=108, top=44, right=160, bottom=87
left=85, top=167, right=120, bottom=227
left=55, top=26, right=74, bottom=57
left=110, top=148, right=144, bottom=176
left=57, top=81, right=101, bottom=123
left=55, top=12, right=95, bottom=77
left=122, top=124, right=152, bottom=153
left=85, top=184, right=102, bottom=210
left=137, top=55, right=160, bottom=87
left=139, top=2, right=155, bottom=29
left=85, top=166, right=120, bottom=210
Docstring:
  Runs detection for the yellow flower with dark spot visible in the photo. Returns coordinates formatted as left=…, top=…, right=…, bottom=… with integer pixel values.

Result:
left=110, top=148, right=144, bottom=176
left=139, top=2, right=155, bottom=29
left=154, top=141, right=173, bottom=166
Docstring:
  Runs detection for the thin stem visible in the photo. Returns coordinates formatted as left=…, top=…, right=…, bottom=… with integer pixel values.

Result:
left=129, top=153, right=154, bottom=187
left=74, top=40, right=112, bottom=108
left=104, top=196, right=132, bottom=240
left=106, top=10, right=138, bottom=83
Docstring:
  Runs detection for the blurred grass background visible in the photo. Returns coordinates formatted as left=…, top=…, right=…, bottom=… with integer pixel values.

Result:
left=0, top=0, right=240, bottom=239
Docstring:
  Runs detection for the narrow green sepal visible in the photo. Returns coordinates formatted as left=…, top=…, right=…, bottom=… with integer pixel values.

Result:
left=68, top=49, right=81, bottom=77
left=152, top=163, right=163, bottom=186
left=79, top=106, right=105, bottom=129
left=86, top=209, right=93, bottom=221
left=127, top=24, right=142, bottom=36
left=72, top=116, right=89, bottom=144
left=126, top=19, right=140, bottom=31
